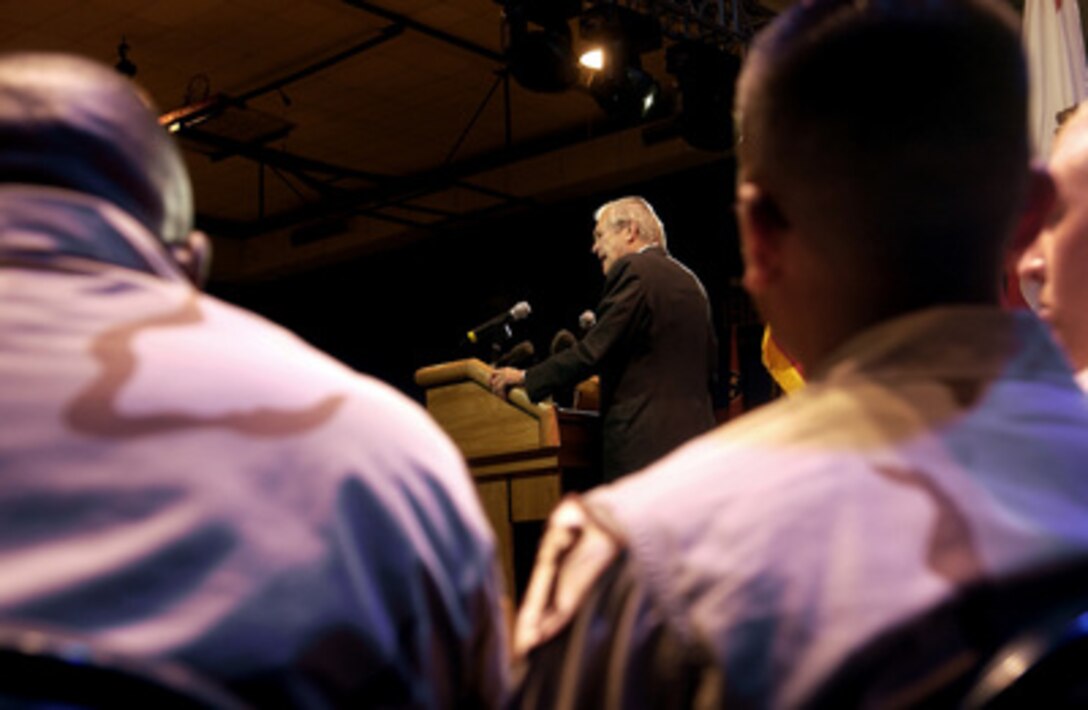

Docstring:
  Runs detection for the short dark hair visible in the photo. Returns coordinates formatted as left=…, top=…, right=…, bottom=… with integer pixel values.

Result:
left=737, top=0, right=1028, bottom=290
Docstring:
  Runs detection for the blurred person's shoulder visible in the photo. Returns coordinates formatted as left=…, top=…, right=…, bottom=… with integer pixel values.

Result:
left=184, top=291, right=474, bottom=489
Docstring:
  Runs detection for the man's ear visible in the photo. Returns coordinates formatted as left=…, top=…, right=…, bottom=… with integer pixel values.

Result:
left=1009, top=164, right=1056, bottom=255
left=167, top=230, right=212, bottom=288
left=736, top=181, right=789, bottom=293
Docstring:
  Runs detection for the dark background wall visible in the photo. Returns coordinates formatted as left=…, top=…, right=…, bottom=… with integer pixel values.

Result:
left=211, top=158, right=775, bottom=411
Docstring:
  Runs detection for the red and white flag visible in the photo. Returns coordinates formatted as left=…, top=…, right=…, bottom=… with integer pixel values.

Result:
left=1023, top=0, right=1088, bottom=157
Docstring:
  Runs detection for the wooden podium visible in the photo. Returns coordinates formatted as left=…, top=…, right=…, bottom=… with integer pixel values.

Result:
left=415, top=359, right=599, bottom=592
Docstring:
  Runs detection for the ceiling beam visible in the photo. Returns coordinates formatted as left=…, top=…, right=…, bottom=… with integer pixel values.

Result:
left=341, top=1, right=505, bottom=63
left=199, top=115, right=643, bottom=238
left=235, top=23, right=406, bottom=105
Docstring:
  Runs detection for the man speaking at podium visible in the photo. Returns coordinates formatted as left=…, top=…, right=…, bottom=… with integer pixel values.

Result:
left=490, top=196, right=716, bottom=482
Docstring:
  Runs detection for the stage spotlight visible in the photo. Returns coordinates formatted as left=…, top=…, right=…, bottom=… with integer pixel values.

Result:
left=579, top=47, right=605, bottom=71
left=590, top=60, right=666, bottom=121
left=508, top=23, right=577, bottom=92
left=579, top=5, right=661, bottom=62
left=500, top=0, right=581, bottom=93
left=578, top=5, right=665, bottom=122
left=666, top=40, right=741, bottom=151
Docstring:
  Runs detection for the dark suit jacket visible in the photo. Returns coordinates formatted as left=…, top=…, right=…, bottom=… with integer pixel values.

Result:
left=525, top=247, right=717, bottom=481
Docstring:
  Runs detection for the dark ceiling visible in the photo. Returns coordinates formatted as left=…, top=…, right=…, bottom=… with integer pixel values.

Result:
left=1, top=0, right=775, bottom=281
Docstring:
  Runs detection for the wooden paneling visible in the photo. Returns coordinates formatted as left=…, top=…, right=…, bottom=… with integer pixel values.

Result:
left=511, top=475, right=562, bottom=523
left=416, top=359, right=598, bottom=595
left=426, top=381, right=542, bottom=459
left=474, top=479, right=514, bottom=591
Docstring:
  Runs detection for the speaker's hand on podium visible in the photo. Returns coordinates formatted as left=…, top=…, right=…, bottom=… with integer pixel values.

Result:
left=489, top=367, right=526, bottom=398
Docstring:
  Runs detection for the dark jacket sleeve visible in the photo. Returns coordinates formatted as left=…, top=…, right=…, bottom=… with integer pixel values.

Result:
left=524, top=259, right=644, bottom=402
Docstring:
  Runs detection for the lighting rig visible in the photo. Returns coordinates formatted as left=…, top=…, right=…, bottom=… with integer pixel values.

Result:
left=497, top=0, right=773, bottom=150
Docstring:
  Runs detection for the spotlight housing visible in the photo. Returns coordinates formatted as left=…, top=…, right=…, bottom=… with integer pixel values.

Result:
left=579, top=5, right=662, bottom=59
left=579, top=5, right=665, bottom=122
left=589, top=59, right=666, bottom=121
left=508, top=23, right=577, bottom=92
left=501, top=0, right=582, bottom=93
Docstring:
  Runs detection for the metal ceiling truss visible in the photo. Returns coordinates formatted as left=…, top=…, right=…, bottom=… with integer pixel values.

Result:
left=182, top=1, right=774, bottom=244
left=178, top=4, right=527, bottom=241
left=586, top=0, right=775, bottom=46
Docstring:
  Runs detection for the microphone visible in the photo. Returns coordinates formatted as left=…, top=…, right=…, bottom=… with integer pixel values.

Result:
left=495, top=340, right=535, bottom=368
left=578, top=309, right=597, bottom=332
left=466, top=301, right=532, bottom=344
left=550, top=329, right=577, bottom=355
